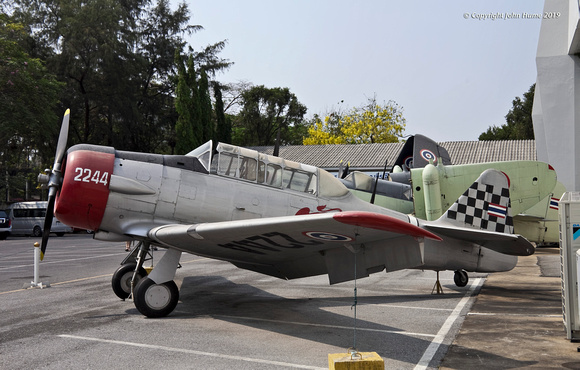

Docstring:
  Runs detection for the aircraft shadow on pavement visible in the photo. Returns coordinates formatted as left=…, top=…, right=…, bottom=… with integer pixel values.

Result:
left=140, top=274, right=533, bottom=367
left=440, top=344, right=537, bottom=369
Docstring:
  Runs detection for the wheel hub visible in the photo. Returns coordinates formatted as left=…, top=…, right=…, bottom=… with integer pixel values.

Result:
left=144, top=284, right=171, bottom=309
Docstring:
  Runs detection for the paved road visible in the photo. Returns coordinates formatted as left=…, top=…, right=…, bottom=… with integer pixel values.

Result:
left=0, top=234, right=483, bottom=369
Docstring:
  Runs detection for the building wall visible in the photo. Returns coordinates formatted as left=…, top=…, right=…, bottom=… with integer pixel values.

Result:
left=533, top=0, right=580, bottom=191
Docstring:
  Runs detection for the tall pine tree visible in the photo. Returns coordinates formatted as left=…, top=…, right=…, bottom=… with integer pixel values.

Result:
left=198, top=69, right=213, bottom=143
left=174, top=53, right=201, bottom=154
left=213, top=82, right=231, bottom=143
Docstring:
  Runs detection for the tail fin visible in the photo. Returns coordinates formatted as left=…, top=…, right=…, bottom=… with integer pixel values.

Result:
left=423, top=169, right=534, bottom=256
left=444, top=169, right=514, bottom=234
left=392, top=134, right=452, bottom=171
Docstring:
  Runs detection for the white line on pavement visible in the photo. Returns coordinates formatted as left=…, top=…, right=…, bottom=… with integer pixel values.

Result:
left=413, top=277, right=484, bottom=370
left=58, top=334, right=327, bottom=370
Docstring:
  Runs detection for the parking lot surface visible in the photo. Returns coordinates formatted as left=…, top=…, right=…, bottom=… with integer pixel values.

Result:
left=0, top=234, right=485, bottom=369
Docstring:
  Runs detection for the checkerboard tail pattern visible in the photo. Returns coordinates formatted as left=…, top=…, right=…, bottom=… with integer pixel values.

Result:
left=445, top=169, right=513, bottom=234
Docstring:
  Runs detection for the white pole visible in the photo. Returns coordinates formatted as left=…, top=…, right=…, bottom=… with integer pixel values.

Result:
left=33, top=242, right=39, bottom=285
left=23, top=242, right=50, bottom=289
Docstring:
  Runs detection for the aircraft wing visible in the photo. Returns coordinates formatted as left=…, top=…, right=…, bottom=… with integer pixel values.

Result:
left=423, top=223, right=534, bottom=256
left=148, top=211, right=442, bottom=283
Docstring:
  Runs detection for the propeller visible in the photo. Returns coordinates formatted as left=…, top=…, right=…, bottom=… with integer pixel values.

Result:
left=37, top=109, right=70, bottom=260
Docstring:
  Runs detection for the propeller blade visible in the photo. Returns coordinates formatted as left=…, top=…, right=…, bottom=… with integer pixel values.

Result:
left=54, top=108, right=70, bottom=171
left=40, top=108, right=70, bottom=261
left=40, top=194, right=56, bottom=260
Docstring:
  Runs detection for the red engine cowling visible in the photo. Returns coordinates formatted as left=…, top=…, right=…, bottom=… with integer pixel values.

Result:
left=55, top=149, right=115, bottom=231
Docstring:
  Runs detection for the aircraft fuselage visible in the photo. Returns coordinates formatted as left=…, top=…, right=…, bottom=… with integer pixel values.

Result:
left=54, top=143, right=517, bottom=282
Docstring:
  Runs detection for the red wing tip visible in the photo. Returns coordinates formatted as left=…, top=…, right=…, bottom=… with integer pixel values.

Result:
left=334, top=211, right=442, bottom=241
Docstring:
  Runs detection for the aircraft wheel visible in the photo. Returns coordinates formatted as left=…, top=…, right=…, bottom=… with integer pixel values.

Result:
left=454, top=270, right=469, bottom=287
left=111, top=263, right=147, bottom=299
left=134, top=277, right=179, bottom=318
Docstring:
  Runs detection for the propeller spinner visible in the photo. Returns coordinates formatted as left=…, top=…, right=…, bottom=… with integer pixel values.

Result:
left=37, top=109, right=70, bottom=260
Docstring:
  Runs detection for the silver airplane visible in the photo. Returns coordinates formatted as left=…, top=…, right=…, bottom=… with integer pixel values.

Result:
left=39, top=110, right=535, bottom=318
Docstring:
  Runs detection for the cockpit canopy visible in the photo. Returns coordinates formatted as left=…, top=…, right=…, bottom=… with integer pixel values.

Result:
left=188, top=141, right=348, bottom=198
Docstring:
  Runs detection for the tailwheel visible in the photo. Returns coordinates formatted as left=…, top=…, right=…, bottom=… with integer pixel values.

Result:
left=112, top=263, right=147, bottom=299
left=133, top=277, right=179, bottom=318
left=454, top=269, right=469, bottom=287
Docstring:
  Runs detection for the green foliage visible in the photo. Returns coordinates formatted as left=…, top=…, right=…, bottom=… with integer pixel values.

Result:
left=235, top=86, right=307, bottom=146
left=304, top=98, right=406, bottom=144
left=198, top=70, right=213, bottom=143
left=0, top=0, right=233, bottom=200
left=9, top=0, right=201, bottom=154
left=479, top=84, right=535, bottom=140
left=175, top=53, right=201, bottom=154
left=213, top=82, right=231, bottom=144
left=0, top=14, right=63, bottom=201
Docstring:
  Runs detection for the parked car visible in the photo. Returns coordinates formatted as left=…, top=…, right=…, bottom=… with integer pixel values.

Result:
left=8, top=201, right=72, bottom=237
left=0, top=210, right=11, bottom=239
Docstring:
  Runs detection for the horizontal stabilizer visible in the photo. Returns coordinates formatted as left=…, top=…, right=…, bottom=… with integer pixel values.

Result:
left=424, top=223, right=534, bottom=256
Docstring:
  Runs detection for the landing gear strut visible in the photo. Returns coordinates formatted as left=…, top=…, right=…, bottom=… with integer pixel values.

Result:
left=111, top=241, right=151, bottom=299
left=112, top=243, right=183, bottom=318
left=133, top=247, right=182, bottom=318
left=454, top=269, right=469, bottom=287
left=112, top=263, right=147, bottom=299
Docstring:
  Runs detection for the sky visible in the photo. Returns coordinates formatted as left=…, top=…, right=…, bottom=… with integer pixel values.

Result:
left=181, top=0, right=545, bottom=142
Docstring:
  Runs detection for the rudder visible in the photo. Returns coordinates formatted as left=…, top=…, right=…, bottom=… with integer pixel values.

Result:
left=444, top=169, right=514, bottom=234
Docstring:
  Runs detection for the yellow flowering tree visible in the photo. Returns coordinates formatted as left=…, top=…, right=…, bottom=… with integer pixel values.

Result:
left=303, top=116, right=347, bottom=144
left=303, top=99, right=406, bottom=145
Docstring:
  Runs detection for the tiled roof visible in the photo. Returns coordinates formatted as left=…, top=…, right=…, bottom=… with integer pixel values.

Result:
left=440, top=140, right=536, bottom=164
left=251, top=140, right=537, bottom=170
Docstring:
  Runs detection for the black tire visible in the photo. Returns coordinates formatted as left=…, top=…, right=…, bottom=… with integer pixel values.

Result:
left=454, top=270, right=469, bottom=287
left=56, top=232, right=64, bottom=237
left=32, top=226, right=42, bottom=237
left=0, top=232, right=8, bottom=240
left=134, top=277, right=179, bottom=318
left=111, top=263, right=147, bottom=299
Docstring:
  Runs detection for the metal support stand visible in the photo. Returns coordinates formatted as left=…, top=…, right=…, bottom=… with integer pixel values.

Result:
left=432, top=271, right=443, bottom=295
left=23, top=242, right=50, bottom=289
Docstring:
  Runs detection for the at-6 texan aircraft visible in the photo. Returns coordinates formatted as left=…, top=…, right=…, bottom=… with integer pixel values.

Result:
left=39, top=110, right=541, bottom=318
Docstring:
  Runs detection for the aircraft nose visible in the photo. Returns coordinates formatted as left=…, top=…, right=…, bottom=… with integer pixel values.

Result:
left=54, top=149, right=115, bottom=231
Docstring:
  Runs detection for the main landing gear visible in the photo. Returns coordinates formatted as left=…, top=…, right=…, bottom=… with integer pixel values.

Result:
left=111, top=241, right=182, bottom=318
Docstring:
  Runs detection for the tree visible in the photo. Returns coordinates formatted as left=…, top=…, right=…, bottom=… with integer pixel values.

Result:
left=0, top=14, right=62, bottom=201
left=234, top=86, right=307, bottom=146
left=479, top=84, right=535, bottom=140
left=198, top=69, right=213, bottom=143
left=10, top=0, right=200, bottom=153
left=174, top=53, right=201, bottom=154
left=174, top=50, right=232, bottom=153
left=304, top=98, right=406, bottom=145
left=213, top=82, right=231, bottom=143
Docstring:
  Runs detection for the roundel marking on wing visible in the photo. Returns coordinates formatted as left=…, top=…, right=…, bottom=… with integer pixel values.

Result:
left=303, top=231, right=353, bottom=242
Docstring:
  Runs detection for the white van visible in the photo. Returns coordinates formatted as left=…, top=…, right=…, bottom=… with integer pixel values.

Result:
left=8, top=201, right=73, bottom=237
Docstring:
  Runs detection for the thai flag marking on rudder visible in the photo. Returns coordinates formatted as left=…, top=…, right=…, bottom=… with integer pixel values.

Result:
left=549, top=197, right=559, bottom=210
left=488, top=203, right=507, bottom=218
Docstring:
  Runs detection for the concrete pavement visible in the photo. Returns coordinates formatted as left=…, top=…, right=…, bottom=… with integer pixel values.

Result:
left=440, top=247, right=580, bottom=369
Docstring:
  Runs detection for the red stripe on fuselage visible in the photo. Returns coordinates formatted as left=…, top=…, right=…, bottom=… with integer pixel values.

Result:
left=333, top=211, right=442, bottom=241
left=55, top=150, right=115, bottom=231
